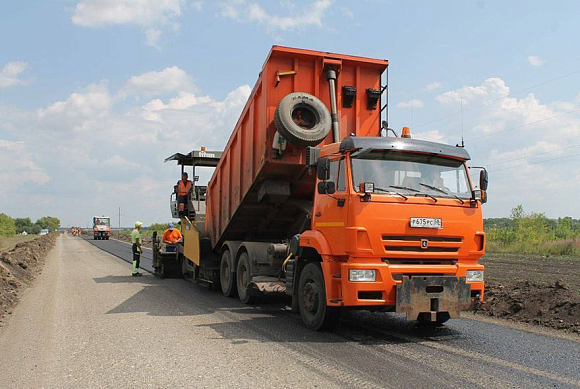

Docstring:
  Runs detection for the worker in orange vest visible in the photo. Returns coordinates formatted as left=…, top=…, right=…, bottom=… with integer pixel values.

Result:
left=162, top=223, right=182, bottom=252
left=176, top=172, right=192, bottom=216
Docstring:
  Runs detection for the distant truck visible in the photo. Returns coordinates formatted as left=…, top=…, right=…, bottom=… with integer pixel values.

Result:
left=155, top=46, right=488, bottom=330
left=93, top=216, right=111, bottom=240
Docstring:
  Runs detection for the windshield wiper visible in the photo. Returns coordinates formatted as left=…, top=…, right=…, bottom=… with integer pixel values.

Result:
left=413, top=192, right=438, bottom=202
left=419, top=183, right=465, bottom=204
left=374, top=187, right=408, bottom=200
left=388, top=185, right=419, bottom=193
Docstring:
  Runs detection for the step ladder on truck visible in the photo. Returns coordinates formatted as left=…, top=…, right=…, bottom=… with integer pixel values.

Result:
left=152, top=46, right=489, bottom=330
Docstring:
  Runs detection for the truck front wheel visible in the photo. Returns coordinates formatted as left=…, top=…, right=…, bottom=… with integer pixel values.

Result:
left=298, top=262, right=340, bottom=331
left=220, top=250, right=237, bottom=297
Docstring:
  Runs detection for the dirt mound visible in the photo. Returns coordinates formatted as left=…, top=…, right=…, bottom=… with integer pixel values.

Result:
left=0, top=233, right=57, bottom=325
left=477, top=280, right=580, bottom=334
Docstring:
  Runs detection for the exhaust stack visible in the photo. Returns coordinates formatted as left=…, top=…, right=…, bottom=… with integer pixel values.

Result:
left=326, top=69, right=340, bottom=142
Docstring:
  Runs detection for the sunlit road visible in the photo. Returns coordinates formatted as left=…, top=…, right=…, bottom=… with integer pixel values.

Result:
left=1, top=235, right=579, bottom=388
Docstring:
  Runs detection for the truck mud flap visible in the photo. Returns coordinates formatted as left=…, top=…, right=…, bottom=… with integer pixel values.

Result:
left=396, top=276, right=471, bottom=321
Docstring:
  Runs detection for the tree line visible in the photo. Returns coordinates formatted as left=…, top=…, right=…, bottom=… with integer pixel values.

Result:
left=485, top=205, right=580, bottom=255
left=0, top=214, right=61, bottom=237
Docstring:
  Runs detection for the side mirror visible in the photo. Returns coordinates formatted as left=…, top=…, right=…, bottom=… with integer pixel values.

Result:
left=474, top=189, right=487, bottom=204
left=479, top=169, right=489, bottom=191
left=317, top=157, right=331, bottom=180
left=317, top=181, right=336, bottom=195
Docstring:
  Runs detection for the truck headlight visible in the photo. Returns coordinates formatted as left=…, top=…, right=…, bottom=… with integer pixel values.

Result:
left=349, top=269, right=376, bottom=282
left=466, top=270, right=484, bottom=282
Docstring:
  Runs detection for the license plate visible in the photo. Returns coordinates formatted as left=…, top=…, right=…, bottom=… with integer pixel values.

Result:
left=410, top=217, right=442, bottom=229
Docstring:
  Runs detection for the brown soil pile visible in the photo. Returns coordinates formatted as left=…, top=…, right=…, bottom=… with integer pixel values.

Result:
left=0, top=233, right=57, bottom=325
left=477, top=280, right=580, bottom=334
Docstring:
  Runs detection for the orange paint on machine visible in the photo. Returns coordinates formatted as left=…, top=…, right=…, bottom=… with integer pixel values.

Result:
left=163, top=46, right=488, bottom=330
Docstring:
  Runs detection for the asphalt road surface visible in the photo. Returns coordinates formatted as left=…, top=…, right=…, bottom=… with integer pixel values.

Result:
left=1, top=235, right=579, bottom=388
left=83, top=235, right=154, bottom=273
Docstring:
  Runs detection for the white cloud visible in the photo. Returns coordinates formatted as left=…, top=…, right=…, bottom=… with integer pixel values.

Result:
left=414, top=130, right=446, bottom=143
left=396, top=99, right=424, bottom=109
left=220, top=0, right=332, bottom=31
left=423, top=81, right=441, bottom=91
left=191, top=1, right=203, bottom=11
left=0, top=67, right=251, bottom=225
left=435, top=77, right=508, bottom=105
left=71, top=0, right=184, bottom=47
left=0, top=140, right=50, bottom=197
left=527, top=55, right=546, bottom=67
left=145, top=28, right=162, bottom=49
left=120, top=66, right=195, bottom=97
left=0, top=61, right=29, bottom=89
left=433, top=78, right=580, bottom=217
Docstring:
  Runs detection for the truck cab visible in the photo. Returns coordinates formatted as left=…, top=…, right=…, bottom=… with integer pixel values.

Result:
left=93, top=216, right=111, bottom=240
left=295, top=135, right=487, bottom=328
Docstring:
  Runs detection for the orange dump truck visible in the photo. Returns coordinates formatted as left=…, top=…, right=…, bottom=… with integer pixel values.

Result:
left=160, top=46, right=488, bottom=330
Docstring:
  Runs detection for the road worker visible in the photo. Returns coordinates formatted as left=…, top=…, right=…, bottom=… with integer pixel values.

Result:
left=131, top=221, right=143, bottom=277
left=162, top=223, right=182, bottom=252
left=176, top=172, right=192, bottom=216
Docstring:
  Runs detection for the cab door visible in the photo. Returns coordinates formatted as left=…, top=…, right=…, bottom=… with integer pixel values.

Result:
left=312, top=157, right=349, bottom=255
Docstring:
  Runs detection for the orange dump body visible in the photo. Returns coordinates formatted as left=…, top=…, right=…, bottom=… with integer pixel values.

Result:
left=206, top=46, right=388, bottom=249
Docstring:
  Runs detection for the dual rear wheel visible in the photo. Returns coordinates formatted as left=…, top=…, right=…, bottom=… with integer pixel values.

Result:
left=219, top=250, right=338, bottom=331
left=219, top=251, right=254, bottom=304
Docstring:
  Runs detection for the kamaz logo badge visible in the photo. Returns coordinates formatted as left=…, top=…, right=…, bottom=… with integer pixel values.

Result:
left=421, top=239, right=428, bottom=249
left=199, top=151, right=215, bottom=158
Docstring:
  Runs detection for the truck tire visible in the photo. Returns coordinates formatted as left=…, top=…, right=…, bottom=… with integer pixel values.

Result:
left=236, top=252, right=254, bottom=304
left=220, top=250, right=237, bottom=297
left=274, top=92, right=332, bottom=147
left=298, top=262, right=340, bottom=331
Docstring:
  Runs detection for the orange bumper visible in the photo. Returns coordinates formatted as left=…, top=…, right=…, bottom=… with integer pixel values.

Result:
left=322, top=261, right=485, bottom=308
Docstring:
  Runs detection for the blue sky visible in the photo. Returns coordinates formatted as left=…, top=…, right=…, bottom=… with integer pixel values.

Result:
left=1, top=0, right=580, bottom=227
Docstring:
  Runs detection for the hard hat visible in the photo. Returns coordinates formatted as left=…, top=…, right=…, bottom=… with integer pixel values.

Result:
left=135, top=221, right=142, bottom=227
left=169, top=223, right=174, bottom=230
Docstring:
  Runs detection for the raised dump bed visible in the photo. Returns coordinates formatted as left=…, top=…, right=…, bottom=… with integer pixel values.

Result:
left=206, top=46, right=388, bottom=248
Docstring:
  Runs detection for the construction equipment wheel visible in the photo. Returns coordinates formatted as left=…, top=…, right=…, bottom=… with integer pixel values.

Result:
left=236, top=252, right=254, bottom=304
left=274, top=92, right=331, bottom=147
left=298, top=262, right=340, bottom=331
left=220, top=250, right=237, bottom=297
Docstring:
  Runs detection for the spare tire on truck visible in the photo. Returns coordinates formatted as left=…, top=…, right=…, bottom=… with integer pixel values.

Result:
left=274, top=92, right=332, bottom=147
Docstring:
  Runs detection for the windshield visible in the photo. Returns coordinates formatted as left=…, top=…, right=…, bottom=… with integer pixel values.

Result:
left=95, top=218, right=110, bottom=226
left=351, top=151, right=472, bottom=199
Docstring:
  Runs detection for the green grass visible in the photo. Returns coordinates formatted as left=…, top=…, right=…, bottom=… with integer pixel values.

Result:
left=487, top=239, right=580, bottom=257
left=0, top=235, right=38, bottom=252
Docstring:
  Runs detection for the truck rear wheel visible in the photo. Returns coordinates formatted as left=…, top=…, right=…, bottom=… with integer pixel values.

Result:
left=236, top=252, right=254, bottom=304
left=274, top=92, right=332, bottom=147
left=298, top=262, right=340, bottom=331
left=220, top=250, right=237, bottom=297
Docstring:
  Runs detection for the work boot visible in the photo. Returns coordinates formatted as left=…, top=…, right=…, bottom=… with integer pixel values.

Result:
left=132, top=272, right=142, bottom=277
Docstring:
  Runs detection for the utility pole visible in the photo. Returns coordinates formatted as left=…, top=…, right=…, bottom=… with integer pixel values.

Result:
left=118, top=207, right=123, bottom=230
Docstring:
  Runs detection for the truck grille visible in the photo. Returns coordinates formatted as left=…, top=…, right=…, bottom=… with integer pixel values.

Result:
left=382, top=235, right=462, bottom=255
left=383, top=258, right=458, bottom=265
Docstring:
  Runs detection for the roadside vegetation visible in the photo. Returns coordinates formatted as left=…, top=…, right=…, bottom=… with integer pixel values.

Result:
left=0, top=214, right=60, bottom=237
left=485, top=205, right=580, bottom=256
left=0, top=214, right=60, bottom=252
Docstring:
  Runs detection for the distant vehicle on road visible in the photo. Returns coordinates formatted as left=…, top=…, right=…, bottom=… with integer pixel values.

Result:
left=39, top=229, right=49, bottom=236
left=93, top=216, right=111, bottom=240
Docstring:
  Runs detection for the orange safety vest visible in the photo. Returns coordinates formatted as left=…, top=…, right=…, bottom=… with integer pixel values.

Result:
left=177, top=180, right=192, bottom=196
